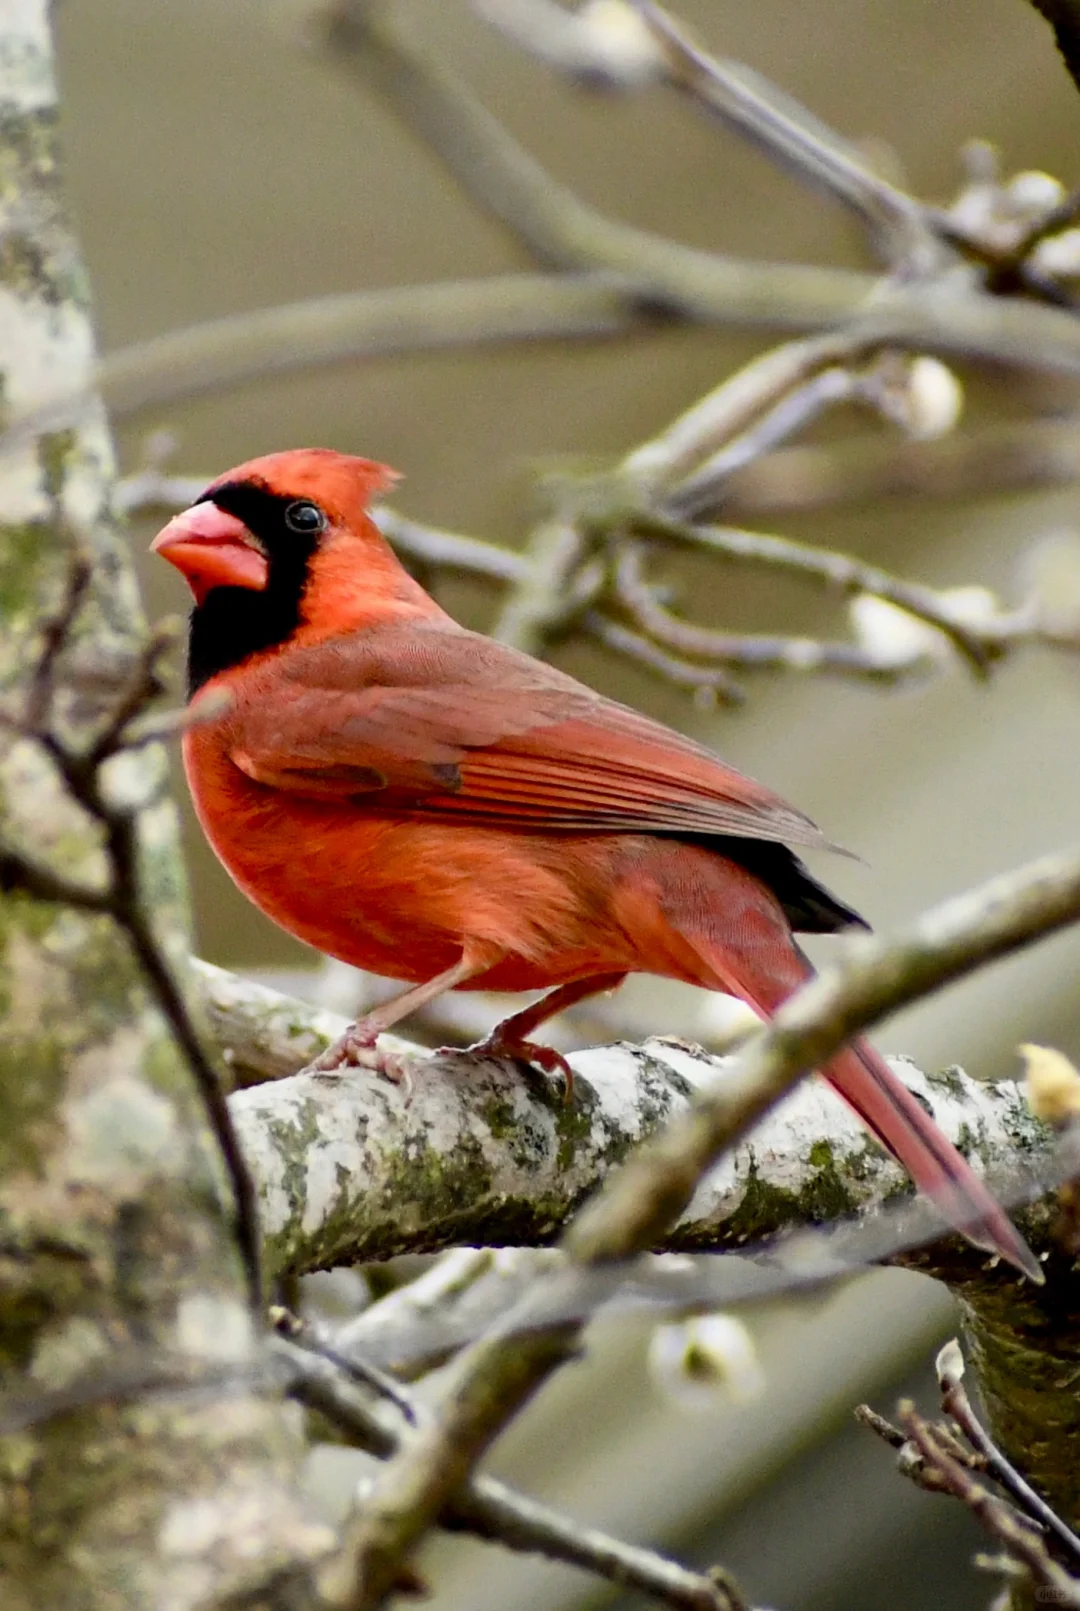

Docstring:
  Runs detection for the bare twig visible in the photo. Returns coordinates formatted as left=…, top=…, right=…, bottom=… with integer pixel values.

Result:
left=275, top=1335, right=749, bottom=1611
left=373, top=509, right=529, bottom=583
left=635, top=511, right=1003, bottom=673
left=623, top=333, right=873, bottom=498
left=608, top=541, right=932, bottom=687
left=900, top=1403, right=1080, bottom=1604
left=582, top=612, right=746, bottom=702
left=629, top=0, right=943, bottom=273
left=270, top=1308, right=418, bottom=1425
left=935, top=1340, right=1080, bottom=1567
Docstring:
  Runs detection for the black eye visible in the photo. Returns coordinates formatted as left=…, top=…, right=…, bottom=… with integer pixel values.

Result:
left=284, top=500, right=327, bottom=535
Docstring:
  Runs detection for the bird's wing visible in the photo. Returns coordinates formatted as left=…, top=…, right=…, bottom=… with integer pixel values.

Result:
left=226, top=622, right=833, bottom=850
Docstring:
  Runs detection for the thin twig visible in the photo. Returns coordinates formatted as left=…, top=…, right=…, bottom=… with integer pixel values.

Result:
left=270, top=1308, right=417, bottom=1424
left=936, top=1341, right=1080, bottom=1567
left=608, top=541, right=931, bottom=686
left=581, top=613, right=745, bottom=702
left=274, top=1335, right=749, bottom=1611
left=623, top=333, right=872, bottom=497
left=373, top=508, right=529, bottom=583
left=636, top=511, right=1001, bottom=673
left=629, top=0, right=944, bottom=274
left=900, top=1403, right=1080, bottom=1604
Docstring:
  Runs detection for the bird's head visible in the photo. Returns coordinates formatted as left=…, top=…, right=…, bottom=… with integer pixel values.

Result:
left=151, top=448, right=425, bottom=693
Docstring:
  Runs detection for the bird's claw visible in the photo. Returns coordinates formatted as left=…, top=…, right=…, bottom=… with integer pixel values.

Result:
left=466, top=1031, right=575, bottom=1104
left=310, top=1026, right=415, bottom=1101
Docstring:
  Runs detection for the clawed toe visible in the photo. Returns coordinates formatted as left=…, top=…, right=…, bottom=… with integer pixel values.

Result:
left=310, top=1028, right=415, bottom=1099
left=310, top=1026, right=379, bottom=1072
left=468, top=1033, right=575, bottom=1103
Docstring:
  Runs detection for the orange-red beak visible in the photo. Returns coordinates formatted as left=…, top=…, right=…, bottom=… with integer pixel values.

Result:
left=151, top=503, right=268, bottom=605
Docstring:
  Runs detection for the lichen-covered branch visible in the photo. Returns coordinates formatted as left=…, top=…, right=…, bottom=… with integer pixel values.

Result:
left=229, top=1028, right=1041, bottom=1279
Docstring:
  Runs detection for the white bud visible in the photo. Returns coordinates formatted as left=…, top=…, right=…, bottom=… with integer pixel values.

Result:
left=577, top=0, right=665, bottom=83
left=1032, top=228, right=1080, bottom=279
left=849, top=595, right=946, bottom=670
left=935, top=1337, right=965, bottom=1384
left=931, top=584, right=1002, bottom=631
left=903, top=358, right=964, bottom=440
left=649, top=1314, right=765, bottom=1410
left=1004, top=169, right=1066, bottom=220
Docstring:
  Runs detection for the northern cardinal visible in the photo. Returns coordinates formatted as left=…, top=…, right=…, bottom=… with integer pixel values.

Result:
left=153, top=448, right=1037, bottom=1279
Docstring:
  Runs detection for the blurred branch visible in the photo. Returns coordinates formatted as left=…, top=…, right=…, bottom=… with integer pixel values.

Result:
left=627, top=0, right=943, bottom=272
left=606, top=540, right=935, bottom=687
left=315, top=1, right=1080, bottom=374
left=276, top=1336, right=750, bottom=1611
left=721, top=413, right=1080, bottom=517
left=631, top=513, right=1005, bottom=674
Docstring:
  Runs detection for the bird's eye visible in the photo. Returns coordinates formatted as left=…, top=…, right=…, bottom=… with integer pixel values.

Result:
left=284, top=500, right=327, bottom=535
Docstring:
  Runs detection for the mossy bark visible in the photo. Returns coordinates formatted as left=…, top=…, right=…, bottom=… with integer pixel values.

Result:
left=958, top=1266, right=1080, bottom=1533
left=0, top=6, right=326, bottom=1607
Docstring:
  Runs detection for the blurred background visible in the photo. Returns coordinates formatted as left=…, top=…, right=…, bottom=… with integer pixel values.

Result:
left=51, top=2, right=1080, bottom=1606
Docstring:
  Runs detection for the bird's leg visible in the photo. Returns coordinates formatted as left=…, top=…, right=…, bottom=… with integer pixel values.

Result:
left=311, top=955, right=487, bottom=1076
left=468, top=973, right=628, bottom=1101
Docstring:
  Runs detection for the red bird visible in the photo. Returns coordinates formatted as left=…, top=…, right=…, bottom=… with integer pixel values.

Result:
left=153, top=448, right=1037, bottom=1280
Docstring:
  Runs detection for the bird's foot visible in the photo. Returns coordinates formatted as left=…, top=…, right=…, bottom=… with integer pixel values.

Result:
left=465, top=1029, right=575, bottom=1104
left=310, top=1023, right=415, bottom=1100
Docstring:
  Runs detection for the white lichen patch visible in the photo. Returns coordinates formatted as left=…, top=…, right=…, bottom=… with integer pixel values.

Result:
left=0, top=285, right=94, bottom=407
left=157, top=1482, right=334, bottom=1611
left=99, top=748, right=168, bottom=817
left=175, top=1294, right=254, bottom=1363
left=0, top=1, right=55, bottom=114
left=0, top=444, right=52, bottom=526
left=29, top=1315, right=109, bottom=1389
left=64, top=1046, right=182, bottom=1187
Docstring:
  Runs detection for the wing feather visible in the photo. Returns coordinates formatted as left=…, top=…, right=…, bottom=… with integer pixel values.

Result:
left=228, top=623, right=834, bottom=851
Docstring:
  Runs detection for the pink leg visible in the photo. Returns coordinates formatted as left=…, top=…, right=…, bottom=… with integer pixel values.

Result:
left=311, top=954, right=487, bottom=1075
left=468, top=972, right=628, bottom=1100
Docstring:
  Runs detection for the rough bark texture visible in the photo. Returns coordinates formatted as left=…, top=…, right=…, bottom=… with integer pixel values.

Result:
left=230, top=1021, right=1049, bottom=1277
left=0, top=8, right=327, bottom=1607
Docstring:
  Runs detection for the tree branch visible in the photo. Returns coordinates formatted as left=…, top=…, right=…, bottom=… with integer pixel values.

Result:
left=275, top=1336, right=749, bottom=1611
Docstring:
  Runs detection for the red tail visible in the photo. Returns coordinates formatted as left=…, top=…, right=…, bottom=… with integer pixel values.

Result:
left=698, top=935, right=1040, bottom=1282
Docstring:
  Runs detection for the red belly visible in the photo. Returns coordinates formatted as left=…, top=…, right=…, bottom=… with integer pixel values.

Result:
left=183, top=729, right=648, bottom=992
